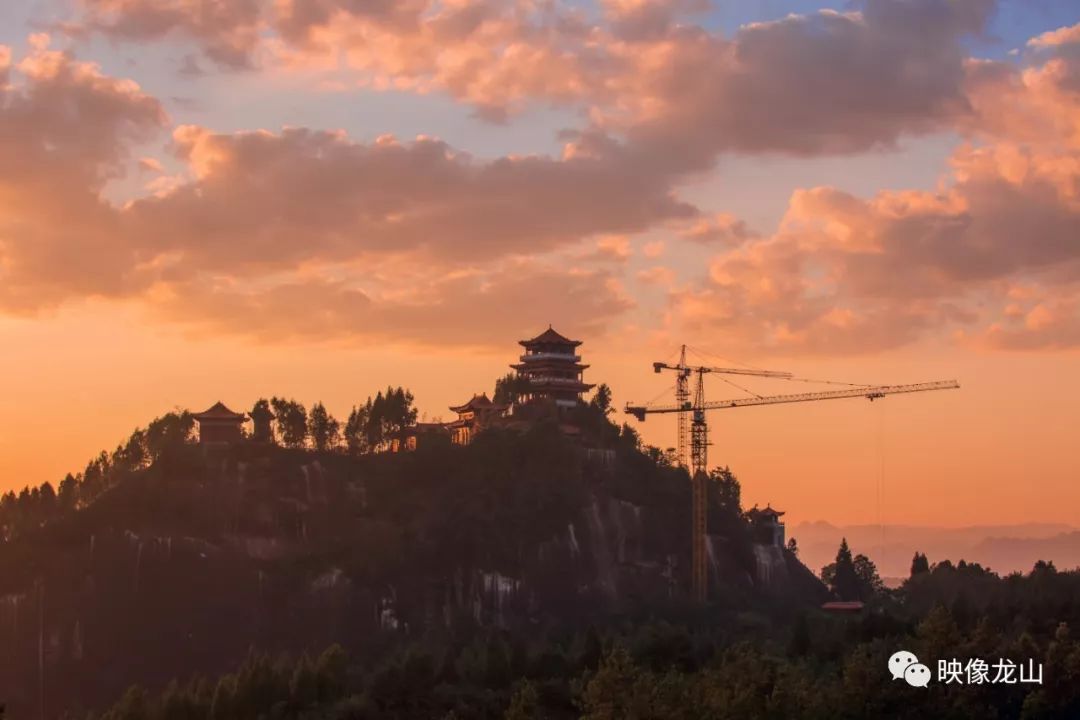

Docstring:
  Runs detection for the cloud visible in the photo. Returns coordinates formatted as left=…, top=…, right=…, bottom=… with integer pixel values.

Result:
left=636, top=265, right=675, bottom=286
left=70, top=0, right=995, bottom=161
left=607, top=0, right=994, bottom=173
left=0, top=37, right=166, bottom=311
left=590, top=235, right=633, bottom=262
left=602, top=0, right=708, bottom=42
left=666, top=138, right=1080, bottom=354
left=679, top=213, right=756, bottom=246
left=983, top=290, right=1080, bottom=350
left=1027, top=22, right=1080, bottom=50
left=0, top=41, right=677, bottom=350
left=77, top=0, right=262, bottom=68
left=121, top=125, right=695, bottom=279
left=965, top=35, right=1080, bottom=147
left=150, top=261, right=635, bottom=348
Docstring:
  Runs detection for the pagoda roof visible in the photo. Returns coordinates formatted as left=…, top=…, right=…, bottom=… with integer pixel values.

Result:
left=519, top=326, right=582, bottom=347
left=449, top=393, right=509, bottom=413
left=747, top=504, right=785, bottom=520
left=192, top=402, right=247, bottom=421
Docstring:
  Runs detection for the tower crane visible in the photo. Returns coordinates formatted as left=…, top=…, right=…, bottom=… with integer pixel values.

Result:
left=625, top=350, right=960, bottom=603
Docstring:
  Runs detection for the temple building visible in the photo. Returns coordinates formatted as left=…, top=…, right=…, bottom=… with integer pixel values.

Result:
left=747, top=505, right=786, bottom=548
left=192, top=402, right=247, bottom=445
left=512, top=327, right=594, bottom=409
left=446, top=394, right=509, bottom=445
left=391, top=422, right=449, bottom=452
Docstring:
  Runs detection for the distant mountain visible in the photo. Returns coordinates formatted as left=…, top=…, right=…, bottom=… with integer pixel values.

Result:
left=790, top=521, right=1080, bottom=579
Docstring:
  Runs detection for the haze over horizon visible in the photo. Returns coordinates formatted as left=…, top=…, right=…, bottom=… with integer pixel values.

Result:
left=1, top=0, right=1078, bottom=530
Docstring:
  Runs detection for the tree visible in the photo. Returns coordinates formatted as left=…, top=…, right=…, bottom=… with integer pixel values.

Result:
left=505, top=679, right=541, bottom=720
left=709, top=466, right=742, bottom=516
left=580, top=647, right=651, bottom=720
left=344, top=405, right=370, bottom=454
left=145, top=412, right=195, bottom=460
left=786, top=537, right=799, bottom=557
left=494, top=372, right=532, bottom=405
left=39, top=480, right=57, bottom=505
left=822, top=538, right=860, bottom=601
left=308, top=402, right=341, bottom=452
left=58, top=473, right=78, bottom=510
left=271, top=397, right=308, bottom=449
left=589, top=384, right=614, bottom=415
left=910, top=551, right=930, bottom=577
left=853, top=553, right=884, bottom=598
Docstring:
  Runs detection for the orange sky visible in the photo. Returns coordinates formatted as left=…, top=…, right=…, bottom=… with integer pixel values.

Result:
left=1, top=302, right=1076, bottom=527
left=1, top=1, right=1079, bottom=528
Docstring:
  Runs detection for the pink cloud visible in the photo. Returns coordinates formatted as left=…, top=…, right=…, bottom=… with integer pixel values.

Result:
left=151, top=262, right=635, bottom=348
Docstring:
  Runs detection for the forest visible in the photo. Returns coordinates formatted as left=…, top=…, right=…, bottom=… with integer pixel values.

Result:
left=89, top=558, right=1080, bottom=720
left=0, top=382, right=1076, bottom=719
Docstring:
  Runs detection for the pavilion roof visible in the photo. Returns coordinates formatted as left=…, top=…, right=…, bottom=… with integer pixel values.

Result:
left=192, top=401, right=247, bottom=421
left=747, top=504, right=785, bottom=520
left=449, top=393, right=509, bottom=413
left=518, top=326, right=582, bottom=347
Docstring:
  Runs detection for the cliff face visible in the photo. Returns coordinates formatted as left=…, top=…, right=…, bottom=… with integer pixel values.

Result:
left=0, top=436, right=825, bottom=717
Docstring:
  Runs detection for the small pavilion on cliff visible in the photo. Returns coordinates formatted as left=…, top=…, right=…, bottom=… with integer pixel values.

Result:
left=192, top=402, right=247, bottom=445
left=747, top=505, right=786, bottom=548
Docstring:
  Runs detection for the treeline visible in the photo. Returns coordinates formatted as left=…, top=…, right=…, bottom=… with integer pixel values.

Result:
left=0, top=386, right=424, bottom=540
left=0, top=411, right=194, bottom=541
left=92, top=560, right=1080, bottom=719
left=258, top=387, right=418, bottom=453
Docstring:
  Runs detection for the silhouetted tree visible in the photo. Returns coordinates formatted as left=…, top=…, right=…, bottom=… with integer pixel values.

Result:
left=853, top=553, right=884, bottom=598
left=589, top=384, right=614, bottom=415
left=822, top=538, right=860, bottom=601
left=308, top=402, right=341, bottom=452
left=145, top=411, right=194, bottom=460
left=709, top=466, right=742, bottom=516
left=344, top=404, right=370, bottom=454
left=494, top=372, right=532, bottom=405
left=910, top=551, right=930, bottom=577
left=271, top=397, right=308, bottom=449
left=57, top=473, right=78, bottom=510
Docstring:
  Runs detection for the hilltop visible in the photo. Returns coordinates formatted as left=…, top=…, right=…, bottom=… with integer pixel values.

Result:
left=0, top=407, right=823, bottom=718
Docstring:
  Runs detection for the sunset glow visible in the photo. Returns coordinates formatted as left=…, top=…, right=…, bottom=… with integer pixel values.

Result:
left=1, top=0, right=1078, bottom=529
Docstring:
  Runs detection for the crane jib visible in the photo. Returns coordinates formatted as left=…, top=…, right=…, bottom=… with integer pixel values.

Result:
left=624, top=380, right=959, bottom=416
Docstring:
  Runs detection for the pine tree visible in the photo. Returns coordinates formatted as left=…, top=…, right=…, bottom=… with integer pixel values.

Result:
left=910, top=551, right=930, bottom=577
left=824, top=538, right=860, bottom=601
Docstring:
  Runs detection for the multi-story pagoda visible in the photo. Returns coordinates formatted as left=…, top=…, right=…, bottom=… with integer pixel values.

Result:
left=512, top=327, right=595, bottom=409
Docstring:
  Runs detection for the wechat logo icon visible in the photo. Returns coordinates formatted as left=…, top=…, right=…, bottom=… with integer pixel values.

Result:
left=889, top=650, right=931, bottom=688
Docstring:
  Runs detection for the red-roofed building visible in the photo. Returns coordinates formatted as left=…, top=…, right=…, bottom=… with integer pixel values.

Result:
left=192, top=402, right=247, bottom=445
left=446, top=393, right=509, bottom=445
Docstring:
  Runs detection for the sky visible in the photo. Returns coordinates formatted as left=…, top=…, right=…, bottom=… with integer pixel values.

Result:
left=0, top=0, right=1078, bottom=529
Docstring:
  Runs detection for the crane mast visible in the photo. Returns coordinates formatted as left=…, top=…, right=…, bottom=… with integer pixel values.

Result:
left=628, top=352, right=959, bottom=603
